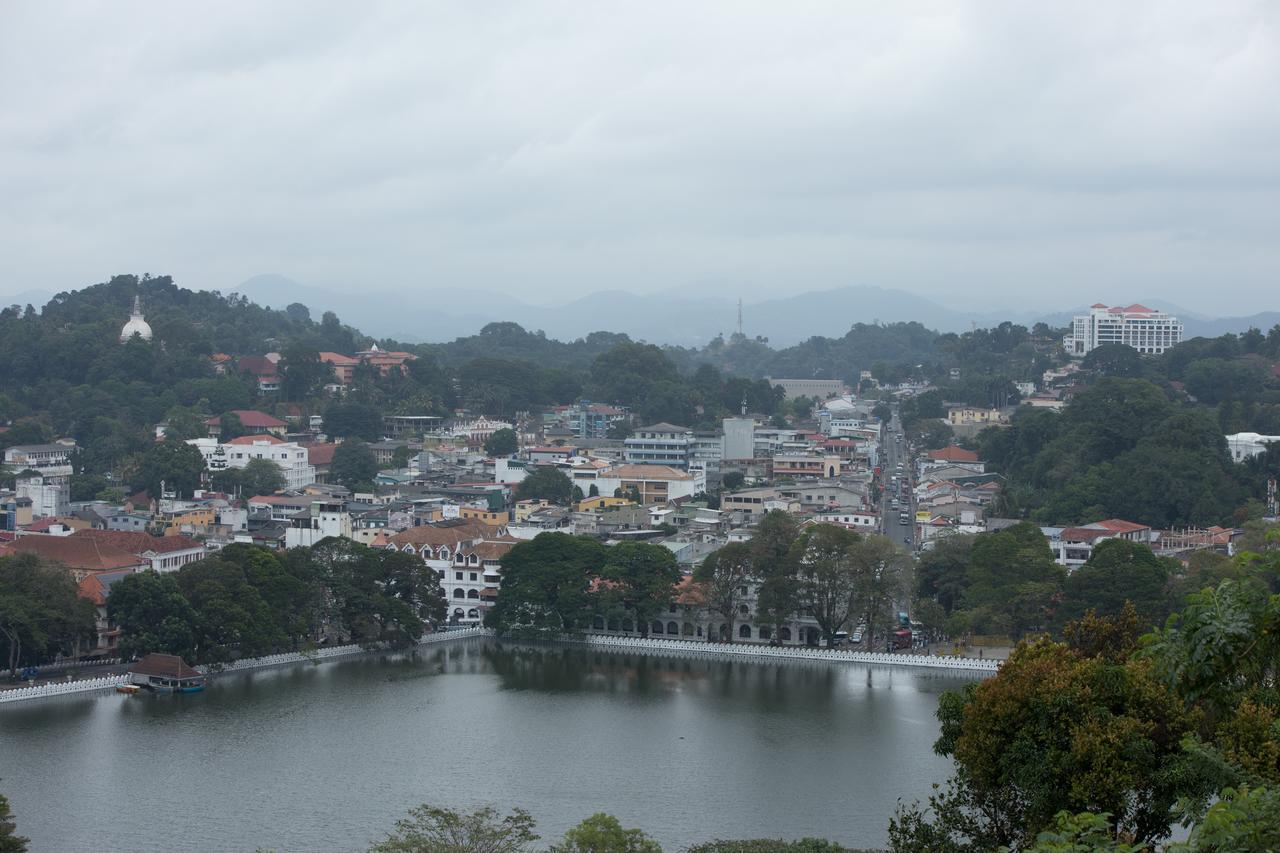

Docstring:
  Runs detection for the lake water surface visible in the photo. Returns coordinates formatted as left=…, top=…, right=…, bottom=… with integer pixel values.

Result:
left=0, top=639, right=983, bottom=852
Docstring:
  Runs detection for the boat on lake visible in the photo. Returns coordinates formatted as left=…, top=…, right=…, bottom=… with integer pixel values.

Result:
left=126, top=654, right=206, bottom=694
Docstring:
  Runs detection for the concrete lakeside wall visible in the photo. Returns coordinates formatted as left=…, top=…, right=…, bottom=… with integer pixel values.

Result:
left=0, top=626, right=490, bottom=706
left=512, top=632, right=1002, bottom=673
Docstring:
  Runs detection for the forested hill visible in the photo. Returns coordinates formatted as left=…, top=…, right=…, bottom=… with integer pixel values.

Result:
left=1, top=273, right=363, bottom=388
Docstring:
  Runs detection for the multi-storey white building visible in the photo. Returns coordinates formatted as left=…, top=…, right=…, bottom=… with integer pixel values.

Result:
left=187, top=434, right=316, bottom=490
left=624, top=423, right=694, bottom=468
left=1063, top=303, right=1183, bottom=356
left=5, top=442, right=75, bottom=518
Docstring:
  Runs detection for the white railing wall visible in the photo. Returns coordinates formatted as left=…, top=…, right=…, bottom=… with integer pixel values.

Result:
left=0, top=675, right=129, bottom=704
left=566, top=633, right=1001, bottom=673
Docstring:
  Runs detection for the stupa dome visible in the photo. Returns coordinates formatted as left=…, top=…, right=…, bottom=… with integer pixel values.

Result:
left=120, top=295, right=153, bottom=342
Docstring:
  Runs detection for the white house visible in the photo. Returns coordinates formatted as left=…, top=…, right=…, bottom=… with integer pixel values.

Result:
left=1226, top=432, right=1280, bottom=463
left=284, top=500, right=353, bottom=548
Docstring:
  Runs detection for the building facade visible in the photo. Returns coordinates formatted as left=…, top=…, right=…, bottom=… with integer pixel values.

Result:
left=1062, top=304, right=1183, bottom=356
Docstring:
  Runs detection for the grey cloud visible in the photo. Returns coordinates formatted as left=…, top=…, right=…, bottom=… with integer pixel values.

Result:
left=0, top=0, right=1277, bottom=317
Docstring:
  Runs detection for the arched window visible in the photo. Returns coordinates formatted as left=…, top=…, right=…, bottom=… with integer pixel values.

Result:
left=452, top=608, right=465, bottom=620
left=467, top=609, right=479, bottom=619
left=739, top=624, right=752, bottom=639
left=779, top=627, right=792, bottom=642
left=452, top=588, right=465, bottom=599
left=759, top=626, right=772, bottom=640
left=683, top=622, right=695, bottom=636
left=467, top=589, right=479, bottom=599
left=469, top=554, right=479, bottom=564
left=738, top=603, right=750, bottom=615
left=651, top=620, right=664, bottom=634
left=667, top=621, right=679, bottom=635
left=439, top=547, right=450, bottom=560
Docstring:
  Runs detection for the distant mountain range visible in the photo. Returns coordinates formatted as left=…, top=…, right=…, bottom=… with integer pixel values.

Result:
left=231, top=274, right=1279, bottom=346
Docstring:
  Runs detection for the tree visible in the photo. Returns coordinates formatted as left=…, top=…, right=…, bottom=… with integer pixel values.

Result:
left=331, top=439, right=378, bottom=491
left=599, top=542, right=682, bottom=638
left=279, top=344, right=332, bottom=400
left=791, top=525, right=862, bottom=647
left=236, top=458, right=285, bottom=496
left=848, top=534, right=910, bottom=651
left=890, top=639, right=1212, bottom=850
left=915, top=534, right=974, bottom=615
left=324, top=401, right=384, bottom=441
left=1055, top=539, right=1170, bottom=629
left=486, top=534, right=607, bottom=637
left=107, top=570, right=197, bottom=661
left=218, top=411, right=247, bottom=442
left=390, top=445, right=414, bottom=469
left=484, top=428, right=519, bottom=457
left=551, top=814, right=660, bottom=853
left=133, top=438, right=206, bottom=499
left=515, top=466, right=574, bottom=506
left=0, top=554, right=95, bottom=678
left=694, top=542, right=753, bottom=642
left=720, top=471, right=745, bottom=492
left=370, top=804, right=539, bottom=853
left=0, top=794, right=28, bottom=853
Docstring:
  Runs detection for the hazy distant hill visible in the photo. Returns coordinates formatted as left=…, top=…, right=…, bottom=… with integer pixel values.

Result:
left=233, top=277, right=1010, bottom=344
left=226, top=274, right=1280, bottom=345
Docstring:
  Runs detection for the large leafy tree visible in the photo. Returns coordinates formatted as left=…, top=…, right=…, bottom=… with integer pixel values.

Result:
left=323, top=401, right=384, bottom=441
left=0, top=554, right=95, bottom=678
left=106, top=570, right=197, bottom=660
left=331, top=438, right=378, bottom=491
left=0, top=793, right=28, bottom=853
left=960, top=522, right=1063, bottom=637
left=890, top=638, right=1213, bottom=850
left=483, top=427, right=519, bottom=457
left=599, top=542, right=682, bottom=637
left=791, top=524, right=862, bottom=647
left=486, top=534, right=607, bottom=637
left=847, top=533, right=910, bottom=651
left=1055, top=539, right=1172, bottom=629
left=515, top=466, right=574, bottom=506
left=371, top=804, right=538, bottom=853
left=693, top=542, right=753, bottom=642
left=132, top=438, right=206, bottom=498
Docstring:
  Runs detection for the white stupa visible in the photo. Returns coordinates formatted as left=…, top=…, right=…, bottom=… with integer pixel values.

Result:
left=119, top=295, right=153, bottom=342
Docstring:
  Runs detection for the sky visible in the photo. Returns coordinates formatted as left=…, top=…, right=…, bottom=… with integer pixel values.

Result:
left=1, top=1, right=1277, bottom=316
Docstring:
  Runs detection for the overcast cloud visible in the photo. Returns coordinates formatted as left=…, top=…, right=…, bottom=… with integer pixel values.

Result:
left=1, top=1, right=1277, bottom=315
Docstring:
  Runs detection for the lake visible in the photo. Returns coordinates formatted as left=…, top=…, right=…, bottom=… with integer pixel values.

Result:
left=0, top=639, right=983, bottom=852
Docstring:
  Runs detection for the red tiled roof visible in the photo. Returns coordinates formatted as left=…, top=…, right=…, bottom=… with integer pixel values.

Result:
left=926, top=446, right=979, bottom=462
left=388, top=520, right=491, bottom=548
left=304, top=443, right=338, bottom=465
left=226, top=434, right=286, bottom=445
left=128, top=653, right=202, bottom=680
left=1059, top=527, right=1113, bottom=543
left=75, top=529, right=203, bottom=555
left=1087, top=518, right=1150, bottom=534
left=0, top=536, right=146, bottom=572
left=205, top=410, right=287, bottom=429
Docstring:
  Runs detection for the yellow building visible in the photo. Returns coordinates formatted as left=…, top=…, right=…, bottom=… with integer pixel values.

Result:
left=459, top=505, right=511, bottom=527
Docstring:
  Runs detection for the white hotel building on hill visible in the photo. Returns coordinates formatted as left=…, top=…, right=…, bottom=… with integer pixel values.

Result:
left=1063, top=303, right=1183, bottom=356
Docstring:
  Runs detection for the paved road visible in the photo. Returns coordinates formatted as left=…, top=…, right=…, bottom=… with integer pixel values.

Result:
left=879, top=409, right=915, bottom=552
